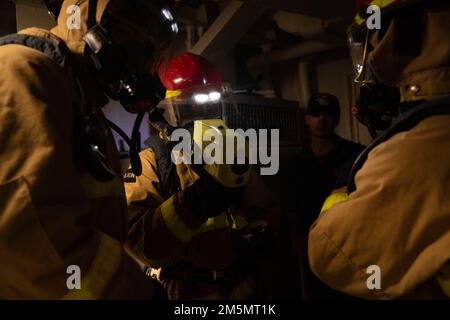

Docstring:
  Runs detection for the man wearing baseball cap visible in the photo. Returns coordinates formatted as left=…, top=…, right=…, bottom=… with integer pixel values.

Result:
left=287, top=92, right=365, bottom=299
left=302, top=93, right=364, bottom=213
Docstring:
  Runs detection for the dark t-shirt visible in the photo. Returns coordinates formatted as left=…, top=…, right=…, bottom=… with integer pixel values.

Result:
left=292, top=135, right=365, bottom=231
left=284, top=135, right=365, bottom=299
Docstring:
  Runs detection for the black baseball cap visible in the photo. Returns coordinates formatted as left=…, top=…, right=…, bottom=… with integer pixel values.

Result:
left=307, top=92, right=340, bottom=117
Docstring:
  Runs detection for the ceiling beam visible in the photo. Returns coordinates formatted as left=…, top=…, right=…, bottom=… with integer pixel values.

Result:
left=259, top=0, right=355, bottom=19
left=191, top=0, right=266, bottom=61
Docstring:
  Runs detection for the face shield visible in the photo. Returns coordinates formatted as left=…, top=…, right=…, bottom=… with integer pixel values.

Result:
left=347, top=14, right=400, bottom=138
left=104, top=0, right=178, bottom=53
left=83, top=0, right=178, bottom=114
left=150, top=84, right=251, bottom=188
left=348, top=23, right=372, bottom=84
left=154, top=84, right=235, bottom=130
left=80, top=0, right=178, bottom=178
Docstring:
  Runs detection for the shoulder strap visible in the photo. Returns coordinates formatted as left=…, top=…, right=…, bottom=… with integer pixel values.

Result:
left=0, top=33, right=67, bottom=68
left=144, top=135, right=180, bottom=199
left=348, top=96, right=450, bottom=193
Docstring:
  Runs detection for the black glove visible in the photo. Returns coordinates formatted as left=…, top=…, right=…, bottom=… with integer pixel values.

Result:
left=184, top=166, right=244, bottom=220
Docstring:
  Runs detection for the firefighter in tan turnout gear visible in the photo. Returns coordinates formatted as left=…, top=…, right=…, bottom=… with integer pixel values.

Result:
left=0, top=0, right=177, bottom=299
left=308, top=0, right=450, bottom=299
left=125, top=52, right=279, bottom=300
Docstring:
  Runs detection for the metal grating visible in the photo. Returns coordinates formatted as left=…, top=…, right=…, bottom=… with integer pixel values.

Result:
left=224, top=94, right=303, bottom=148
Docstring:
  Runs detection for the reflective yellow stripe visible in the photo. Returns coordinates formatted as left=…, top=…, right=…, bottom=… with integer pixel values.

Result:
left=160, top=195, right=197, bottom=243
left=165, top=90, right=182, bottom=99
left=61, top=232, right=122, bottom=300
left=197, top=212, right=229, bottom=233
left=320, top=192, right=349, bottom=214
left=160, top=196, right=252, bottom=240
left=229, top=214, right=249, bottom=230
left=437, top=273, right=450, bottom=298
left=80, top=174, right=125, bottom=199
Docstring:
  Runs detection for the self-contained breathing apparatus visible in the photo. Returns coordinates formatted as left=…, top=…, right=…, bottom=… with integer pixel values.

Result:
left=347, top=0, right=450, bottom=191
left=41, top=0, right=177, bottom=181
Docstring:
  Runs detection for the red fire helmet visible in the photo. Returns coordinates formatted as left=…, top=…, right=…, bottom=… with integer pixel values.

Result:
left=158, top=52, right=223, bottom=98
left=155, top=52, right=233, bottom=128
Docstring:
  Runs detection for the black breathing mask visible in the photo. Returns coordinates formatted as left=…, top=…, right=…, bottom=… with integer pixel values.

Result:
left=348, top=25, right=401, bottom=138
left=43, top=0, right=175, bottom=181
left=80, top=18, right=165, bottom=179
left=353, top=79, right=400, bottom=138
left=347, top=3, right=427, bottom=139
left=83, top=21, right=165, bottom=113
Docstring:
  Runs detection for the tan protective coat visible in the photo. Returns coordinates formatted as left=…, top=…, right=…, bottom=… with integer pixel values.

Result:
left=125, top=148, right=279, bottom=299
left=309, top=3, right=450, bottom=299
left=0, top=0, right=153, bottom=299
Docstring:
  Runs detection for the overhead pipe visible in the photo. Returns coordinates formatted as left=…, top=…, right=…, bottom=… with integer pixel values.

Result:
left=272, top=11, right=325, bottom=39
left=298, top=61, right=311, bottom=107
left=247, top=41, right=337, bottom=69
left=272, top=10, right=352, bottom=40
